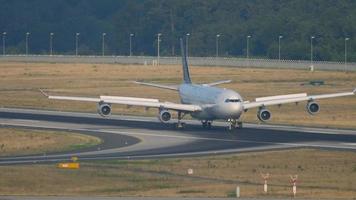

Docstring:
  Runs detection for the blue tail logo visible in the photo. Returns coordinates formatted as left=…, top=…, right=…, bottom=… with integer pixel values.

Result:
left=180, top=38, right=192, bottom=84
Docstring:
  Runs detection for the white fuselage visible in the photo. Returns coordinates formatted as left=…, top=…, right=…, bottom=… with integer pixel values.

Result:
left=179, top=84, right=244, bottom=120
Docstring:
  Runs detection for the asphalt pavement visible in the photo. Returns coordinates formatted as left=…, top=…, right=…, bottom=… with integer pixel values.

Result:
left=1, top=107, right=356, bottom=165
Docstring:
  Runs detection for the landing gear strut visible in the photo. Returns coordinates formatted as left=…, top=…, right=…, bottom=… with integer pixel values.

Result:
left=202, top=120, right=212, bottom=129
left=227, top=119, right=243, bottom=131
left=175, top=111, right=186, bottom=129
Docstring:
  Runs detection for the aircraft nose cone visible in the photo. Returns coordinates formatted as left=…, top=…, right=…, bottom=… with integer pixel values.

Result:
left=216, top=102, right=243, bottom=119
left=215, top=89, right=244, bottom=119
left=230, top=103, right=243, bottom=118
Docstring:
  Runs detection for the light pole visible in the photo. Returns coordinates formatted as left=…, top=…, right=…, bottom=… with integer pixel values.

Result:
left=129, top=33, right=134, bottom=56
left=216, top=34, right=221, bottom=57
left=2, top=32, right=6, bottom=55
left=157, top=33, right=162, bottom=65
left=310, top=36, right=315, bottom=66
left=25, top=32, right=30, bottom=55
left=102, top=32, right=106, bottom=56
left=75, top=33, right=80, bottom=56
left=345, top=37, right=350, bottom=72
left=247, top=35, right=251, bottom=59
left=49, top=32, right=54, bottom=56
left=186, top=33, right=190, bottom=57
left=278, top=35, right=283, bottom=61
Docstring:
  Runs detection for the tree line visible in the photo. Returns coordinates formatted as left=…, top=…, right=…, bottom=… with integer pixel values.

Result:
left=0, top=0, right=355, bottom=62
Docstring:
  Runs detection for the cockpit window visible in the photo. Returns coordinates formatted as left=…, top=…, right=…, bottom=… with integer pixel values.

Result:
left=225, top=99, right=241, bottom=103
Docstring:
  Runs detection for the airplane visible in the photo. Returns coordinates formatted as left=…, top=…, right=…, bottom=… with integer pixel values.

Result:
left=40, top=39, right=356, bottom=131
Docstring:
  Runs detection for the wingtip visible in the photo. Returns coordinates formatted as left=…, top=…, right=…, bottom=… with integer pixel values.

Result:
left=39, top=89, right=49, bottom=97
left=133, top=80, right=143, bottom=85
left=353, top=88, right=356, bottom=94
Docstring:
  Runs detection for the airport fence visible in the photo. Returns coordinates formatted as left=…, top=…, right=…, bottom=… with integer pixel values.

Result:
left=1, top=54, right=356, bottom=71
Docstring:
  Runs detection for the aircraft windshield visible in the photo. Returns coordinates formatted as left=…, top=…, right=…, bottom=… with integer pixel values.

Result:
left=225, top=99, right=241, bottom=103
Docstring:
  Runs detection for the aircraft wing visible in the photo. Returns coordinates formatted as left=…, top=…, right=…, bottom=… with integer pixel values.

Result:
left=243, top=89, right=356, bottom=110
left=41, top=90, right=201, bottom=112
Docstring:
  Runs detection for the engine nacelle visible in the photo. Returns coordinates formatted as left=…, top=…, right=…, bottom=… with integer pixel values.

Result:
left=257, top=108, right=271, bottom=122
left=306, top=101, right=320, bottom=115
left=97, top=103, right=111, bottom=117
left=158, top=109, right=171, bottom=123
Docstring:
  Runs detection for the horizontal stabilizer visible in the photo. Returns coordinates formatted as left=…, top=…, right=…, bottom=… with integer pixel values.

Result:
left=203, top=80, right=232, bottom=86
left=134, top=81, right=179, bottom=91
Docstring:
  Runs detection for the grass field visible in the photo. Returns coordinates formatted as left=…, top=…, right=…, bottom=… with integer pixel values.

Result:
left=0, top=62, right=355, bottom=129
left=0, top=149, right=355, bottom=199
left=0, top=128, right=101, bottom=156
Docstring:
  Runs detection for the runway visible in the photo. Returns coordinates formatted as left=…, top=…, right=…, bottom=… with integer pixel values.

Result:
left=1, top=107, right=356, bottom=165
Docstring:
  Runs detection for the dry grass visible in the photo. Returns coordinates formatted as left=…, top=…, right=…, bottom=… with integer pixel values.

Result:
left=0, top=149, right=355, bottom=199
left=126, top=149, right=356, bottom=198
left=0, top=128, right=101, bottom=156
left=0, top=62, right=355, bottom=129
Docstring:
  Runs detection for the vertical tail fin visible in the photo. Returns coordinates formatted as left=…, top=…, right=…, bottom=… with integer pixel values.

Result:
left=180, top=38, right=192, bottom=84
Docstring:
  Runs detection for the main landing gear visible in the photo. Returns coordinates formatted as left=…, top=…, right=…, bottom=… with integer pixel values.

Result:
left=227, top=119, right=243, bottom=131
left=201, top=120, right=212, bottom=129
left=174, top=111, right=186, bottom=129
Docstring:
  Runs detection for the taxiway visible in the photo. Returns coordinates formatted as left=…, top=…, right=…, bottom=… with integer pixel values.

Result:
left=1, top=107, right=356, bottom=165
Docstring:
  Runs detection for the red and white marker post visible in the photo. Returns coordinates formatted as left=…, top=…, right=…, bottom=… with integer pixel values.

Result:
left=261, top=173, right=270, bottom=194
left=290, top=175, right=298, bottom=197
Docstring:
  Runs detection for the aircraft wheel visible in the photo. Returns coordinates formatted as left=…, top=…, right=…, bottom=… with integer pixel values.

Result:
left=202, top=121, right=207, bottom=128
left=175, top=122, right=185, bottom=129
left=207, top=121, right=212, bottom=129
left=237, top=122, right=243, bottom=129
left=227, top=124, right=234, bottom=131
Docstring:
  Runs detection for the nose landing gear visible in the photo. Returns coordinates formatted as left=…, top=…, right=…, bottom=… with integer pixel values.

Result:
left=227, top=119, right=243, bottom=131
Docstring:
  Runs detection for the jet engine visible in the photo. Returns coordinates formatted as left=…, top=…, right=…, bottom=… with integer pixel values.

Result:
left=257, top=108, right=271, bottom=122
left=306, top=101, right=320, bottom=115
left=158, top=109, right=171, bottom=123
left=97, top=103, right=111, bottom=117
